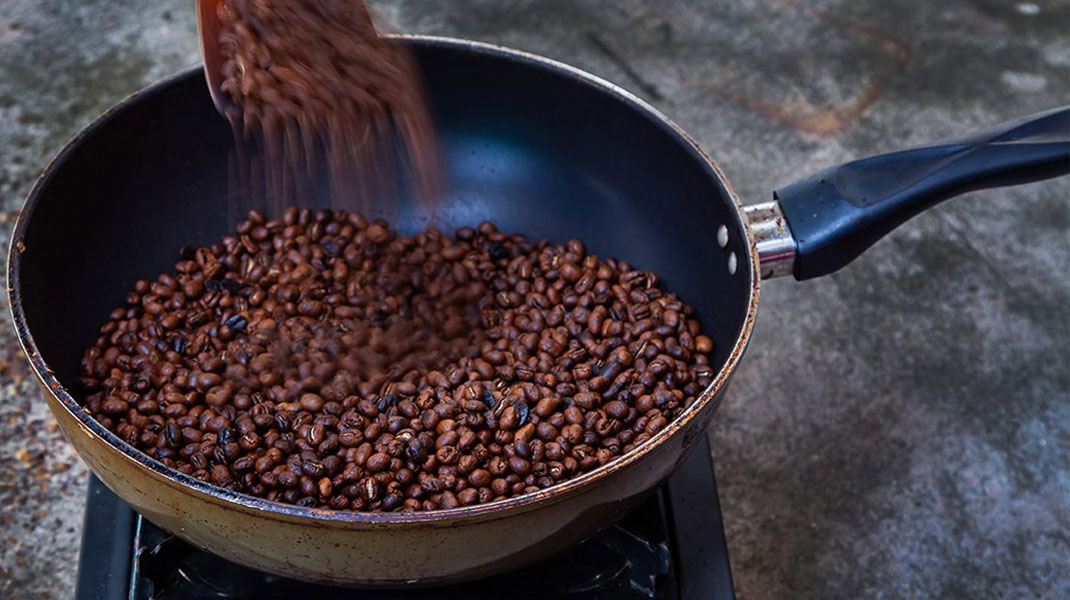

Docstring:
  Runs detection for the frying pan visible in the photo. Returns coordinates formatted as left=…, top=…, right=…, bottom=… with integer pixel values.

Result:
left=8, top=36, right=1069, bottom=586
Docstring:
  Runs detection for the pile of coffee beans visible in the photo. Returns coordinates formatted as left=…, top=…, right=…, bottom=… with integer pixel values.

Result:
left=80, top=209, right=715, bottom=512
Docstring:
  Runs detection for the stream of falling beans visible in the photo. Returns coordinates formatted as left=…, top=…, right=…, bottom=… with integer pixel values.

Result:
left=214, top=0, right=440, bottom=218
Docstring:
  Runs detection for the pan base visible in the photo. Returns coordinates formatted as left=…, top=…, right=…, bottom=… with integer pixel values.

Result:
left=76, top=438, right=735, bottom=599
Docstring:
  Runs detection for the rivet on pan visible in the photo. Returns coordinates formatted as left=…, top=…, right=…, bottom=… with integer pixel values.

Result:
left=727, top=252, right=738, bottom=275
left=716, top=225, right=729, bottom=248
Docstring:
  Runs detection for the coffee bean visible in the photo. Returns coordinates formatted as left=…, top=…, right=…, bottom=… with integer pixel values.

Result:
left=508, top=456, right=532, bottom=476
left=366, top=224, right=390, bottom=244
left=468, top=469, right=491, bottom=487
left=488, top=242, right=508, bottom=261
left=457, top=488, right=479, bottom=506
left=531, top=394, right=557, bottom=417
left=101, top=398, right=129, bottom=415
left=339, top=430, right=363, bottom=447
left=211, top=464, right=233, bottom=484
left=300, top=393, right=325, bottom=412
left=366, top=452, right=390, bottom=473
left=435, top=445, right=459, bottom=465
left=318, top=477, right=333, bottom=497
left=695, top=335, right=714, bottom=354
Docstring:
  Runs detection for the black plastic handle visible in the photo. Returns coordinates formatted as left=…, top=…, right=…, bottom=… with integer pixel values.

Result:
left=775, top=106, right=1070, bottom=280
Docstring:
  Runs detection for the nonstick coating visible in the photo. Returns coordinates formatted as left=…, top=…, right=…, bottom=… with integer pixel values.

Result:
left=10, top=36, right=757, bottom=583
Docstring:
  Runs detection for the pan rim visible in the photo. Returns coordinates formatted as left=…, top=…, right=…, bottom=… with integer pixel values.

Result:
left=6, top=34, right=761, bottom=526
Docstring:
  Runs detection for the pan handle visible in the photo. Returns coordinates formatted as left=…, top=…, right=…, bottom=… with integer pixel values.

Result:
left=766, top=106, right=1069, bottom=280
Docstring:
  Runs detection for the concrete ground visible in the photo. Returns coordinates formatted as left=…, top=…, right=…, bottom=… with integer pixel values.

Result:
left=1, top=1, right=1067, bottom=598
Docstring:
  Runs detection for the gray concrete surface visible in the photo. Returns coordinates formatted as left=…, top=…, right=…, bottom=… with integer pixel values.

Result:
left=1, top=1, right=1067, bottom=598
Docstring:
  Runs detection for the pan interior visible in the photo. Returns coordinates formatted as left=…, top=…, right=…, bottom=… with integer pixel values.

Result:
left=15, top=39, right=753, bottom=469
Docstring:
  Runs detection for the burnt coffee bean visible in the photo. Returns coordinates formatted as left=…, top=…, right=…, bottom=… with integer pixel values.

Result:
left=79, top=211, right=713, bottom=512
left=381, top=493, right=403, bottom=511
left=164, top=423, right=181, bottom=448
left=377, top=394, right=399, bottom=412
left=218, top=427, right=234, bottom=446
left=224, top=314, right=248, bottom=332
left=300, top=460, right=326, bottom=479
left=170, top=334, right=188, bottom=354
left=487, top=241, right=508, bottom=260
left=512, top=400, right=530, bottom=428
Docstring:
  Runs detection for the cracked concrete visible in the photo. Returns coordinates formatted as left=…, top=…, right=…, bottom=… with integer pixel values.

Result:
left=1, top=1, right=1067, bottom=598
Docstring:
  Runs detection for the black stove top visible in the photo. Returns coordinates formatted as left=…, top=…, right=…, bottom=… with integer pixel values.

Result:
left=74, top=437, right=734, bottom=600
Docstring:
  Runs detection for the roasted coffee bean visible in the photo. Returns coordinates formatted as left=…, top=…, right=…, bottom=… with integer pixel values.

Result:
left=339, top=430, right=363, bottom=447
left=232, top=456, right=254, bottom=473
left=488, top=242, right=508, bottom=261
left=508, top=456, right=532, bottom=477
left=318, top=477, right=333, bottom=497
left=435, top=445, right=459, bottom=465
left=692, top=334, right=713, bottom=354
left=301, top=460, right=326, bottom=478
left=300, top=393, right=325, bottom=412
left=512, top=400, right=530, bottom=428
left=366, top=452, right=390, bottom=473
left=164, top=423, right=181, bottom=448
left=468, top=468, right=492, bottom=487
left=211, top=464, right=232, bottom=485
left=80, top=211, right=713, bottom=512
left=224, top=314, right=248, bottom=332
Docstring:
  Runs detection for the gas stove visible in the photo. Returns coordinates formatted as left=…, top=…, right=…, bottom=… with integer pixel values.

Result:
left=74, top=437, right=734, bottom=599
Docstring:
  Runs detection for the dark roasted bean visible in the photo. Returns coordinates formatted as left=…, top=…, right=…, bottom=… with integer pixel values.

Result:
left=468, top=468, right=491, bottom=487
left=508, top=455, right=532, bottom=477
left=435, top=445, right=458, bottom=465
left=366, top=452, right=390, bottom=473
left=300, top=393, right=325, bottom=412
left=164, top=423, right=180, bottom=448
left=339, top=430, right=363, bottom=447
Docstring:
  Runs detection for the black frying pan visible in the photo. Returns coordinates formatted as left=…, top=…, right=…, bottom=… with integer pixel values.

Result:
left=8, top=36, right=1069, bottom=585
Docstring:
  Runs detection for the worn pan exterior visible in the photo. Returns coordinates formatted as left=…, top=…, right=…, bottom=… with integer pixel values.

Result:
left=9, top=36, right=760, bottom=585
left=37, top=375, right=733, bottom=584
